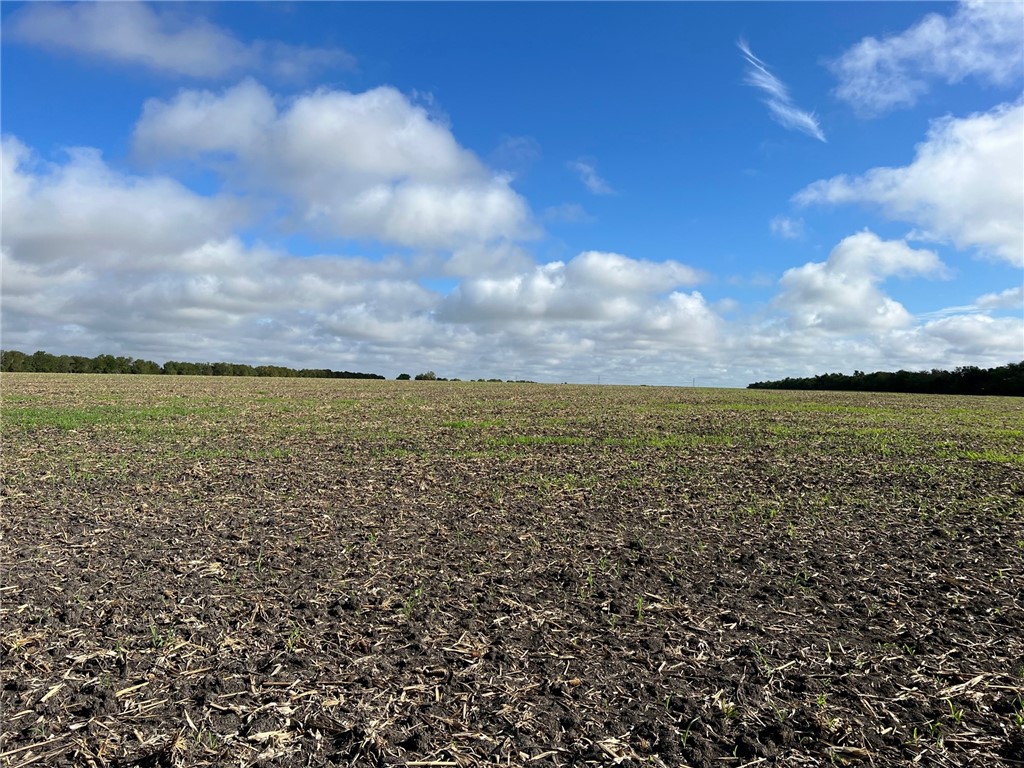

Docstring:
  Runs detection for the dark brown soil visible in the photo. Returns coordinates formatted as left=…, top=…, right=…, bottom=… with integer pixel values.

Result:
left=1, top=375, right=1022, bottom=766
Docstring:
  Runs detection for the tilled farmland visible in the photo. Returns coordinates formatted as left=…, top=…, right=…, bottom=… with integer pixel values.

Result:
left=1, top=374, right=1022, bottom=767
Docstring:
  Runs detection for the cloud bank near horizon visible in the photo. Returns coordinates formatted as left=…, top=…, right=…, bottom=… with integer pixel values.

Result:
left=4, top=119, right=1019, bottom=386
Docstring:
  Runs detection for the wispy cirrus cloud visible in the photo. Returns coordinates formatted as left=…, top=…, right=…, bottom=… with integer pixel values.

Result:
left=738, top=39, right=826, bottom=143
left=568, top=159, right=614, bottom=195
left=542, top=203, right=594, bottom=224
left=769, top=215, right=804, bottom=240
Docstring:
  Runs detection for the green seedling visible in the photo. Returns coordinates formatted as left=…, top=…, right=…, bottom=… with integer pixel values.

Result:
left=680, top=718, right=698, bottom=747
left=286, top=623, right=302, bottom=652
left=402, top=586, right=424, bottom=619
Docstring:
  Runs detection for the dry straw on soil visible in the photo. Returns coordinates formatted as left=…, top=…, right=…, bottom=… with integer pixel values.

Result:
left=1, top=374, right=1022, bottom=767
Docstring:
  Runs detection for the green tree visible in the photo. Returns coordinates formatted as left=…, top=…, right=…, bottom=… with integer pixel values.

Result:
left=131, top=359, right=162, bottom=375
left=68, top=356, right=93, bottom=373
left=30, top=350, right=57, bottom=372
left=0, top=350, right=28, bottom=372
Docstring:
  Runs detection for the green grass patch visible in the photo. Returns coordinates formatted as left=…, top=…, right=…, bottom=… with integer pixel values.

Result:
left=0, top=393, right=44, bottom=403
left=961, top=450, right=1024, bottom=464
left=4, top=406, right=113, bottom=430
left=604, top=433, right=737, bottom=449
left=442, top=419, right=505, bottom=429
left=493, top=435, right=588, bottom=446
left=530, top=471, right=595, bottom=492
left=3, top=402, right=240, bottom=432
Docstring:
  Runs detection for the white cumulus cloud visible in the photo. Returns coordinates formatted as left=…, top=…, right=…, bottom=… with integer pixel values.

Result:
left=2, top=134, right=728, bottom=383
left=918, top=314, right=1024, bottom=358
left=976, top=285, right=1024, bottom=311
left=775, top=231, right=945, bottom=332
left=1, top=136, right=244, bottom=273
left=831, top=0, right=1024, bottom=115
left=134, top=81, right=535, bottom=253
left=439, top=251, right=710, bottom=335
left=795, top=101, right=1024, bottom=266
left=7, top=1, right=353, bottom=80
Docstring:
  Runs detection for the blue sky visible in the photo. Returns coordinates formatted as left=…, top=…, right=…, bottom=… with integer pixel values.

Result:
left=2, top=1, right=1021, bottom=385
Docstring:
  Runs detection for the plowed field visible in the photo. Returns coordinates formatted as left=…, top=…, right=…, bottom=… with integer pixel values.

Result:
left=1, top=374, right=1022, bottom=767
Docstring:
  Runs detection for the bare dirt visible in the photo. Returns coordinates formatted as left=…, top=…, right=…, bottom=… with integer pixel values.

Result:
left=1, top=374, right=1022, bottom=767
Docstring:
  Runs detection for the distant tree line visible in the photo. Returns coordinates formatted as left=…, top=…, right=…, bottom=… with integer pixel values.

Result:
left=748, top=361, right=1023, bottom=396
left=0, top=349, right=384, bottom=380
left=395, top=371, right=535, bottom=383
